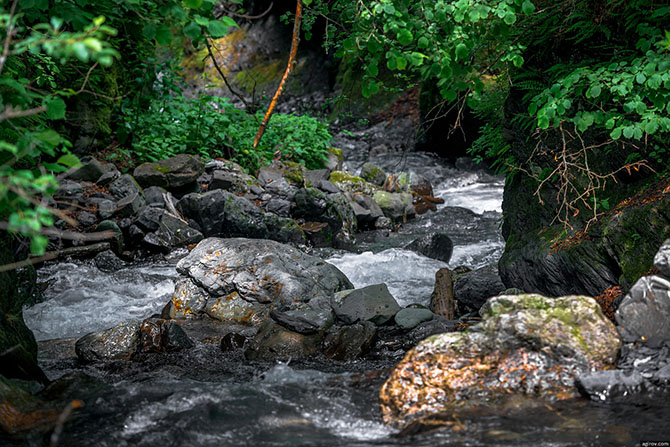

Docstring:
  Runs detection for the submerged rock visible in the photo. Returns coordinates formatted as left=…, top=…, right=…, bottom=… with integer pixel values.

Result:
left=379, top=294, right=621, bottom=427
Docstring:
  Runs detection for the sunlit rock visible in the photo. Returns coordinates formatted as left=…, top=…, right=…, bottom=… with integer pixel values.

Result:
left=379, top=294, right=621, bottom=427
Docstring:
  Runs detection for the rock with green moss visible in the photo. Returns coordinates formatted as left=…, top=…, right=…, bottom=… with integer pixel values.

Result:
left=133, top=154, right=204, bottom=190
left=372, top=190, right=415, bottom=221
left=325, top=148, right=344, bottom=172
left=293, top=188, right=357, bottom=236
left=328, top=171, right=376, bottom=195
left=359, top=163, right=387, bottom=187
left=379, top=293, right=621, bottom=428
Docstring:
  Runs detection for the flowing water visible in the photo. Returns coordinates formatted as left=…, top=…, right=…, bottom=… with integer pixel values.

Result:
left=19, top=152, right=670, bottom=446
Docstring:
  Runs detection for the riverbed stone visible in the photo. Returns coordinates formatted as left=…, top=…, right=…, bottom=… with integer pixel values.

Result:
left=405, top=233, right=453, bottom=263
left=69, top=156, right=105, bottom=182
left=270, top=308, right=334, bottom=334
left=94, top=250, right=126, bottom=272
left=359, top=162, right=386, bottom=186
left=169, top=278, right=209, bottom=319
left=109, top=174, right=142, bottom=200
left=141, top=212, right=203, bottom=252
left=176, top=238, right=353, bottom=307
left=209, top=169, right=253, bottom=194
left=372, top=190, right=415, bottom=221
left=454, top=264, right=506, bottom=313
left=244, top=321, right=321, bottom=361
left=322, top=321, right=377, bottom=361
left=615, top=274, right=670, bottom=343
left=133, top=154, right=204, bottom=189
left=332, top=283, right=401, bottom=325
left=75, top=321, right=141, bottom=363
left=138, top=318, right=194, bottom=353
left=114, top=191, right=146, bottom=218
left=205, top=291, right=268, bottom=325
left=379, top=294, right=622, bottom=427
left=653, top=239, right=670, bottom=277
left=394, top=308, right=434, bottom=330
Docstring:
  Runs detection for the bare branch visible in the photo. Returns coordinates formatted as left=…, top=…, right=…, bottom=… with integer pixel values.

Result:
left=0, top=0, right=18, bottom=76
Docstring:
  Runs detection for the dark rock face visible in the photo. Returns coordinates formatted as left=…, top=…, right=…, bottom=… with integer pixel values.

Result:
left=109, top=174, right=142, bottom=200
left=270, top=308, right=334, bottom=335
left=293, top=188, right=356, bottom=235
left=322, top=321, right=377, bottom=361
left=332, top=284, right=401, bottom=325
left=141, top=212, right=203, bottom=252
left=405, top=233, right=453, bottom=263
left=75, top=321, right=141, bottom=363
left=454, top=264, right=506, bottom=313
left=138, top=318, right=194, bottom=353
left=244, top=321, right=321, bottom=361
left=69, top=156, right=105, bottom=182
left=94, top=250, right=126, bottom=272
left=133, top=154, right=204, bottom=189
left=394, top=308, right=434, bottom=330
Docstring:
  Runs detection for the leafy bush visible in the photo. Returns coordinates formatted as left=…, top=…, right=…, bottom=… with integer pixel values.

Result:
left=125, top=94, right=332, bottom=173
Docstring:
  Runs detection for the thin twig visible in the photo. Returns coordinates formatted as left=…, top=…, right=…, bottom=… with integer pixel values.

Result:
left=204, top=37, right=257, bottom=115
left=0, top=105, right=47, bottom=122
left=0, top=0, right=18, bottom=76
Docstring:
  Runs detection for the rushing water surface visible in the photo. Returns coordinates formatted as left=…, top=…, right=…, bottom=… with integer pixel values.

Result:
left=19, top=153, right=670, bottom=446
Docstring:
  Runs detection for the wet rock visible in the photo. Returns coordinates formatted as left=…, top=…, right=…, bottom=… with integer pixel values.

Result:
left=322, top=321, right=376, bottom=361
left=408, top=173, right=433, bottom=197
left=175, top=237, right=352, bottom=307
left=394, top=308, right=434, bottom=330
left=133, top=154, right=204, bottom=189
left=372, top=190, right=415, bottom=221
left=95, top=220, right=123, bottom=252
left=94, top=198, right=115, bottom=219
left=405, top=318, right=458, bottom=348
left=135, top=206, right=165, bottom=232
left=430, top=268, right=455, bottom=319
left=114, top=191, right=146, bottom=218
left=97, top=169, right=120, bottom=187
left=94, top=250, right=125, bottom=272
left=318, top=180, right=340, bottom=194
left=332, top=283, right=401, bottom=325
left=454, top=264, right=506, bottom=313
left=244, top=321, right=321, bottom=361
left=329, top=171, right=376, bottom=195
left=301, top=221, right=332, bottom=247
left=205, top=291, right=268, bottom=325
left=379, top=294, right=622, bottom=427
left=220, top=332, right=248, bottom=352
left=69, top=156, right=105, bottom=182
left=142, top=213, right=203, bottom=252
left=575, top=370, right=647, bottom=401
left=350, top=193, right=384, bottom=224
left=654, top=239, right=670, bottom=276
left=293, top=188, right=356, bottom=235
left=405, top=233, right=453, bottom=263
left=359, top=162, right=386, bottom=186
left=138, top=318, right=194, bottom=353
left=75, top=321, right=141, bottom=363
left=169, top=278, right=209, bottom=319
left=270, top=308, right=334, bottom=335
left=264, top=213, right=306, bottom=245
left=616, top=274, right=670, bottom=343
left=109, top=174, right=142, bottom=200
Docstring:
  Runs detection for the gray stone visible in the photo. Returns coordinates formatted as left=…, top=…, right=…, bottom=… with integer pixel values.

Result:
left=454, top=264, right=506, bottom=313
left=209, top=170, right=252, bottom=194
left=177, top=238, right=353, bottom=305
left=372, top=191, right=415, bottom=221
left=352, top=193, right=384, bottom=223
left=405, top=233, right=453, bottom=263
left=318, top=180, right=340, bottom=194
left=266, top=198, right=292, bottom=217
left=394, top=308, right=434, bottom=330
left=69, top=156, right=105, bottom=182
left=359, top=162, right=386, bottom=186
left=95, top=199, right=115, bottom=219
left=144, top=186, right=168, bottom=207
left=332, top=283, right=401, bottom=325
left=138, top=318, right=194, bottom=353
left=616, top=274, right=670, bottom=343
left=322, top=321, right=376, bottom=361
left=293, top=188, right=356, bottom=235
left=654, top=239, right=670, bottom=277
left=94, top=250, right=125, bottom=272
left=205, top=291, right=268, bottom=325
left=97, top=169, right=120, bottom=187
left=169, top=278, right=209, bottom=319
left=575, top=370, right=647, bottom=401
left=109, top=174, right=142, bottom=200
left=76, top=211, right=97, bottom=227
left=75, top=321, right=140, bottom=363
left=115, top=191, right=146, bottom=218
left=135, top=206, right=165, bottom=232
left=304, top=169, right=330, bottom=187
left=270, top=308, right=334, bottom=334
left=133, top=154, right=204, bottom=189
left=54, top=180, right=82, bottom=198
left=142, top=213, right=203, bottom=251
left=244, top=321, right=321, bottom=361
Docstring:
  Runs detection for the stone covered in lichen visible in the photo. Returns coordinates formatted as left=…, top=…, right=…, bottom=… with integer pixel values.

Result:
left=379, top=294, right=621, bottom=428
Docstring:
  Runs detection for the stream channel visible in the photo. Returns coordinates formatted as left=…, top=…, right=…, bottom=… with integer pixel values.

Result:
left=19, top=151, right=670, bottom=446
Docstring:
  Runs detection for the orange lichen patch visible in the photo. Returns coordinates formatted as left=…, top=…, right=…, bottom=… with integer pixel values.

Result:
left=593, top=286, right=622, bottom=322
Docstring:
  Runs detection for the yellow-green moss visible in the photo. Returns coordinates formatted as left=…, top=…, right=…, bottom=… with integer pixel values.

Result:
left=234, top=59, right=285, bottom=93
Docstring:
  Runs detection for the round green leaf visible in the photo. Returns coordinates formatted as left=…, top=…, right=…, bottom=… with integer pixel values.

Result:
left=503, top=11, right=516, bottom=25
left=522, top=0, right=536, bottom=15
left=155, top=26, right=173, bottom=45
left=455, top=43, right=468, bottom=60
left=207, top=20, right=229, bottom=38
left=46, top=97, right=66, bottom=120
left=183, top=21, right=201, bottom=40
left=397, top=29, right=413, bottom=45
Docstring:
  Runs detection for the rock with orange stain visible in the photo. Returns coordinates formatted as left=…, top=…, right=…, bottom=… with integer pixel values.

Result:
left=0, top=376, right=58, bottom=435
left=379, top=294, right=621, bottom=427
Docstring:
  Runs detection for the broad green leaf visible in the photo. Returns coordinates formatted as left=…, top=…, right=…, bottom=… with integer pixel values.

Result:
left=589, top=85, right=601, bottom=98
left=512, top=54, right=523, bottom=67
left=155, top=26, right=173, bottom=45
left=57, top=153, right=81, bottom=168
left=36, top=130, right=62, bottom=146
left=183, top=0, right=203, bottom=8
left=184, top=21, right=201, bottom=39
left=504, top=11, right=516, bottom=25
left=635, top=73, right=646, bottom=84
left=522, top=0, right=536, bottom=15
left=219, top=16, right=239, bottom=28
left=142, top=24, right=156, bottom=39
left=397, top=29, right=413, bottom=45
left=610, top=127, right=622, bottom=139
left=46, top=97, right=66, bottom=120
left=207, top=20, right=231, bottom=37
left=417, top=36, right=429, bottom=49
left=622, top=126, right=634, bottom=138
left=645, top=121, right=659, bottom=134
left=30, top=235, right=49, bottom=256
left=455, top=43, right=468, bottom=60
left=384, top=4, right=395, bottom=14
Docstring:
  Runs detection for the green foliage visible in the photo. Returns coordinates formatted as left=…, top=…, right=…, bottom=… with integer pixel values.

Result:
left=125, top=93, right=332, bottom=173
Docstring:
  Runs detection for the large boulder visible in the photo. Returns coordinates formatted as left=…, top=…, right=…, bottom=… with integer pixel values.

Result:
left=169, top=238, right=353, bottom=324
left=453, top=264, right=506, bottom=313
left=379, top=294, right=621, bottom=427
left=293, top=188, right=357, bottom=235
left=615, top=240, right=670, bottom=343
left=133, top=154, right=204, bottom=190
